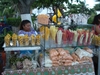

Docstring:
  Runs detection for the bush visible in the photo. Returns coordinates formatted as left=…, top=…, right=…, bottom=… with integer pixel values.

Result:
left=87, top=16, right=94, bottom=24
left=87, top=13, right=97, bottom=24
left=7, top=18, right=21, bottom=27
left=7, top=16, right=37, bottom=27
left=31, top=15, right=37, bottom=21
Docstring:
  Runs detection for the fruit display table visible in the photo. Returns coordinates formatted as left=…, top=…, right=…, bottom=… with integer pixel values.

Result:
left=2, top=62, right=95, bottom=75
left=3, top=46, right=42, bottom=70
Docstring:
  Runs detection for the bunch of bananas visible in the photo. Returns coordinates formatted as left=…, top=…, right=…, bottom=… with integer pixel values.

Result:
left=52, top=9, right=62, bottom=25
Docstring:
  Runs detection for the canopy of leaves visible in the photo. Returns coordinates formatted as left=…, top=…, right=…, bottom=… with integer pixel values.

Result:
left=0, top=0, right=19, bottom=17
left=0, top=0, right=76, bottom=17
left=87, top=13, right=97, bottom=24
left=95, top=0, right=100, bottom=1
left=33, top=0, right=68, bottom=8
left=0, top=0, right=71, bottom=16
left=94, top=3, right=100, bottom=10
left=2, top=0, right=95, bottom=17
left=67, top=1, right=93, bottom=15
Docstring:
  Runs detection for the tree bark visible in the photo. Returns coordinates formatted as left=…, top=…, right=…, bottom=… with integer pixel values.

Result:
left=18, top=5, right=30, bottom=14
left=18, top=0, right=34, bottom=14
left=17, top=0, right=35, bottom=27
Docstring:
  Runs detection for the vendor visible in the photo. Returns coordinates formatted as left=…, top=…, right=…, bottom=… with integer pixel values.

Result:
left=18, top=20, right=38, bottom=55
left=91, top=14, right=100, bottom=75
left=18, top=20, right=37, bottom=36
left=92, top=14, right=100, bottom=35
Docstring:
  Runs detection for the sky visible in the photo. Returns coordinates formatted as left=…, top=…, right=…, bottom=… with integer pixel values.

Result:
left=81, top=0, right=99, bottom=8
left=71, top=0, right=100, bottom=8
left=86, top=0, right=95, bottom=8
left=32, top=0, right=100, bottom=15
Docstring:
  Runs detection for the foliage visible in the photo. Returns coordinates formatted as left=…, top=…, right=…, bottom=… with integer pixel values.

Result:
left=31, top=15, right=37, bottom=21
left=87, top=13, right=97, bottom=24
left=0, top=27, right=13, bottom=46
left=9, top=54, right=31, bottom=64
left=0, top=0, right=81, bottom=17
left=7, top=18, right=21, bottom=27
left=3, top=8, right=15, bottom=17
left=32, top=0, right=69, bottom=9
left=94, top=3, right=100, bottom=11
left=95, top=0, right=100, bottom=1
left=0, top=0, right=19, bottom=17
left=7, top=16, right=37, bottom=27
left=66, top=1, right=95, bottom=15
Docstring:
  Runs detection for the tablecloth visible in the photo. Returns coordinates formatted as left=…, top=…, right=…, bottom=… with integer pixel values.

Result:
left=2, top=62, right=95, bottom=75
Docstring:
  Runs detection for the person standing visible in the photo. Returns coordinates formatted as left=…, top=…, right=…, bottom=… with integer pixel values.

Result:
left=91, top=14, right=100, bottom=75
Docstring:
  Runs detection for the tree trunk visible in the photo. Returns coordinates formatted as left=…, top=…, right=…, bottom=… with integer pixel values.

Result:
left=18, top=5, right=31, bottom=14
left=21, top=14, right=33, bottom=28
left=17, top=0, right=35, bottom=28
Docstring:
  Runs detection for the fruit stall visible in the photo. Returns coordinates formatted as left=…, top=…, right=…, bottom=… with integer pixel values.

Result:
left=2, top=14, right=96, bottom=75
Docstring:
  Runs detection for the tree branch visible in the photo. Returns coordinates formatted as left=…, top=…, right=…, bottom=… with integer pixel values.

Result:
left=27, top=0, right=35, bottom=5
left=26, top=0, right=31, bottom=5
left=19, top=0, right=26, bottom=6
